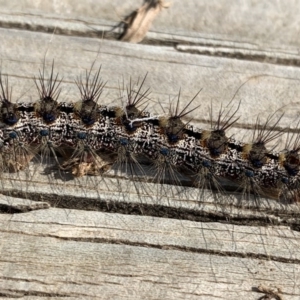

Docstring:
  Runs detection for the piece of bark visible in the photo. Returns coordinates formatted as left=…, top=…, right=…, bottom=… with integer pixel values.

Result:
left=119, top=0, right=170, bottom=43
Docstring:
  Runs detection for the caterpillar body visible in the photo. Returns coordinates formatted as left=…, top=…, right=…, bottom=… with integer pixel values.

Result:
left=0, top=61, right=299, bottom=209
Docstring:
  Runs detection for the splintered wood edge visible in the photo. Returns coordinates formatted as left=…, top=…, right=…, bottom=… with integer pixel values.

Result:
left=0, top=194, right=50, bottom=212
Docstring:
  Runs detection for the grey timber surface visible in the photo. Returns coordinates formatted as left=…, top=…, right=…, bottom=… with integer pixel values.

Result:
left=0, top=1, right=299, bottom=299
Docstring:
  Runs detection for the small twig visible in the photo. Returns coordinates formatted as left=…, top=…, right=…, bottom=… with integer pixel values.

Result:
left=118, top=0, right=171, bottom=43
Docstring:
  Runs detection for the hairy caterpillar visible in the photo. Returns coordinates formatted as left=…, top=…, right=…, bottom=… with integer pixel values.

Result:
left=0, top=58, right=299, bottom=215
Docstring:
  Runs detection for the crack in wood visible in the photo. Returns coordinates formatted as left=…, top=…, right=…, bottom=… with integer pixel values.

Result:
left=49, top=236, right=300, bottom=265
left=0, top=290, right=70, bottom=298
left=3, top=190, right=297, bottom=230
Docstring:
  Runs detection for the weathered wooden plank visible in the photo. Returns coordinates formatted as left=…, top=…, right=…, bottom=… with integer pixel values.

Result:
left=5, top=238, right=296, bottom=300
left=0, top=208, right=299, bottom=299
left=1, top=0, right=300, bottom=52
left=1, top=208, right=300, bottom=261
left=0, top=27, right=300, bottom=218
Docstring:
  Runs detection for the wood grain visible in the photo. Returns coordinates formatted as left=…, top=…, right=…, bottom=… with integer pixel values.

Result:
left=0, top=1, right=300, bottom=299
left=0, top=209, right=299, bottom=299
